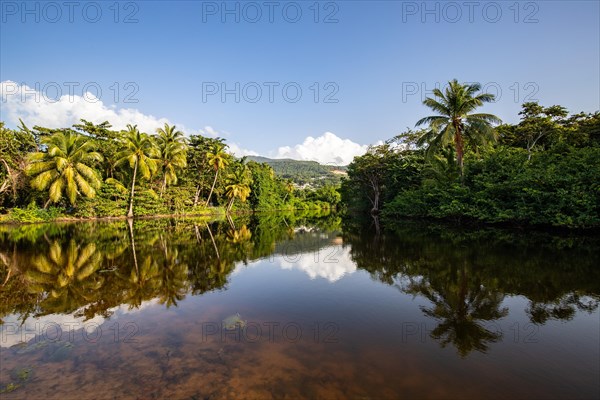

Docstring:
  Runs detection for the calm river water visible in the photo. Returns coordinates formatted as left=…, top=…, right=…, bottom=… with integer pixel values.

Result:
left=1, top=213, right=598, bottom=399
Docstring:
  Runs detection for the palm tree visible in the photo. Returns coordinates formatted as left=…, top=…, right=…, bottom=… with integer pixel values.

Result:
left=115, top=125, right=158, bottom=218
left=26, top=130, right=103, bottom=207
left=282, top=179, right=294, bottom=202
left=224, top=163, right=252, bottom=213
left=416, top=79, right=501, bottom=176
left=205, top=143, right=230, bottom=207
left=156, top=124, right=187, bottom=197
left=25, top=240, right=104, bottom=315
left=156, top=123, right=186, bottom=144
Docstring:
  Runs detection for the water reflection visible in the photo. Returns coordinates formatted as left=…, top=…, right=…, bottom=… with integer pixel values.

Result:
left=0, top=214, right=599, bottom=398
left=278, top=245, right=355, bottom=282
left=405, top=269, right=508, bottom=357
left=343, top=219, right=600, bottom=356
left=27, top=240, right=104, bottom=316
left=0, top=211, right=342, bottom=325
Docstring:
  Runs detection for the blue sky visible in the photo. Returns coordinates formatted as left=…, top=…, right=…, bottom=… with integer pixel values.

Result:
left=1, top=0, right=599, bottom=163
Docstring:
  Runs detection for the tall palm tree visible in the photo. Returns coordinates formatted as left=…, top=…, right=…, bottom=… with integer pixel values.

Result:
left=416, top=79, right=501, bottom=176
left=156, top=124, right=187, bottom=197
left=115, top=125, right=158, bottom=218
left=224, top=164, right=252, bottom=213
left=205, top=143, right=230, bottom=207
left=282, top=179, right=294, bottom=202
left=156, top=123, right=185, bottom=144
left=26, top=130, right=103, bottom=207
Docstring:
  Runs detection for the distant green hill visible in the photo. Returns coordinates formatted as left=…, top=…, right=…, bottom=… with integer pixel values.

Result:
left=246, top=156, right=346, bottom=187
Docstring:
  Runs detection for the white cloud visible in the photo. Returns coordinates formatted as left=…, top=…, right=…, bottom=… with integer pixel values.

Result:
left=1, top=80, right=381, bottom=165
left=272, top=131, right=374, bottom=166
left=227, top=142, right=259, bottom=157
left=0, top=299, right=160, bottom=347
left=278, top=245, right=356, bottom=282
left=199, top=126, right=219, bottom=137
left=0, top=312, right=104, bottom=348
left=1, top=80, right=191, bottom=135
left=192, top=125, right=257, bottom=158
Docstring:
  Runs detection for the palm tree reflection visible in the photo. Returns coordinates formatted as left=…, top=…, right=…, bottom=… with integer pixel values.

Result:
left=25, top=240, right=104, bottom=315
left=405, top=264, right=508, bottom=357
left=156, top=236, right=188, bottom=307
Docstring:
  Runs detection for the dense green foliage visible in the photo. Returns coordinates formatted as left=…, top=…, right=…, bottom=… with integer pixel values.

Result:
left=341, top=80, right=600, bottom=229
left=384, top=145, right=599, bottom=227
left=0, top=121, right=341, bottom=222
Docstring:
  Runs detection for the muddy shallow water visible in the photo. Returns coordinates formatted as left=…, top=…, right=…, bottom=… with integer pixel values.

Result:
left=1, top=216, right=598, bottom=399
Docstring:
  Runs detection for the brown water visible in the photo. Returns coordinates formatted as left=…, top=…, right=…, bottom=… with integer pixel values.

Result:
left=1, top=214, right=599, bottom=399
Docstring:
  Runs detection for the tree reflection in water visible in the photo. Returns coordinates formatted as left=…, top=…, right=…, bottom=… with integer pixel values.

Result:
left=343, top=218, right=600, bottom=356
left=25, top=240, right=104, bottom=317
left=404, top=264, right=508, bottom=357
left=0, top=210, right=339, bottom=321
left=1, top=213, right=598, bottom=358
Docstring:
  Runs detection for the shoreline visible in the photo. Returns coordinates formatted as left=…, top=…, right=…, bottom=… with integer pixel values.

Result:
left=383, top=215, right=600, bottom=234
left=0, top=207, right=335, bottom=226
left=0, top=210, right=224, bottom=226
left=343, top=210, right=600, bottom=234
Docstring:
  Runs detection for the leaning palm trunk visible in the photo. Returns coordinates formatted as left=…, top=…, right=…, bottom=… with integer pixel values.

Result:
left=226, top=197, right=235, bottom=213
left=127, top=218, right=139, bottom=275
left=205, top=223, right=219, bottom=259
left=193, top=186, right=202, bottom=206
left=205, top=168, right=219, bottom=207
left=226, top=213, right=236, bottom=230
left=194, top=224, right=202, bottom=243
left=160, top=174, right=167, bottom=198
left=127, top=160, right=138, bottom=218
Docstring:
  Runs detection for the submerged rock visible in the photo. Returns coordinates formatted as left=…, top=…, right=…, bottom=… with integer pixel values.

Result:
left=10, top=366, right=33, bottom=382
left=0, top=366, right=33, bottom=394
left=222, top=313, right=246, bottom=330
left=0, top=382, right=21, bottom=393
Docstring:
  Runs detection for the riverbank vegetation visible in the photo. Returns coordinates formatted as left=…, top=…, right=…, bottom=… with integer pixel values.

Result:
left=341, top=80, right=600, bottom=229
left=0, top=121, right=340, bottom=223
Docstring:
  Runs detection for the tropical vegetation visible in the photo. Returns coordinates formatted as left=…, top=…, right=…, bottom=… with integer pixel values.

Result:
left=0, top=120, right=340, bottom=222
left=341, top=80, right=600, bottom=229
left=2, top=79, right=599, bottom=229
